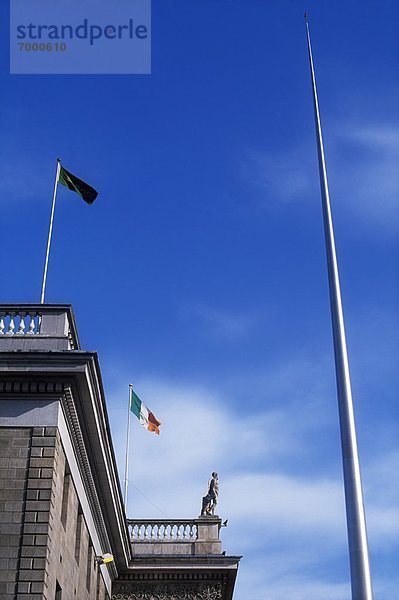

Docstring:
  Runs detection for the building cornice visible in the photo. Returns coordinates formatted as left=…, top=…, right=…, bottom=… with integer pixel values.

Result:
left=0, top=351, right=132, bottom=572
left=62, top=385, right=117, bottom=577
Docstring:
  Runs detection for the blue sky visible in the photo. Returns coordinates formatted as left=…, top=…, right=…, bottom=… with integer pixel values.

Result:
left=1, top=1, right=398, bottom=598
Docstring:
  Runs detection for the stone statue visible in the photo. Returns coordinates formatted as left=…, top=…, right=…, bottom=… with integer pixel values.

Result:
left=201, top=472, right=219, bottom=516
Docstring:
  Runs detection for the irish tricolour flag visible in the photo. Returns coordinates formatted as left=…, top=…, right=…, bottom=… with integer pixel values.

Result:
left=129, top=388, right=161, bottom=435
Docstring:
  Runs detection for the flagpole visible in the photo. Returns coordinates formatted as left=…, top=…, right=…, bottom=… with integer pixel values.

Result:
left=123, top=384, right=133, bottom=510
left=40, top=159, right=61, bottom=304
left=304, top=15, right=373, bottom=600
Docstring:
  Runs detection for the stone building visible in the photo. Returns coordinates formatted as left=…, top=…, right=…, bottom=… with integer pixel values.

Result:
left=0, top=304, right=241, bottom=600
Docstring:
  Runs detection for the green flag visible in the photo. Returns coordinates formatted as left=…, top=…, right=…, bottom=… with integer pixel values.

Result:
left=58, top=165, right=98, bottom=205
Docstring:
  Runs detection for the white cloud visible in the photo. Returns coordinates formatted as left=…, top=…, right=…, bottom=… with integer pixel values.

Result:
left=330, top=123, right=399, bottom=233
left=0, top=115, right=52, bottom=205
left=235, top=562, right=351, bottom=600
left=241, top=145, right=315, bottom=203
left=108, top=377, right=397, bottom=528
left=343, top=125, right=399, bottom=151
left=0, top=157, right=47, bottom=204
left=111, top=379, right=313, bottom=499
left=241, top=121, right=399, bottom=234
left=223, top=473, right=344, bottom=533
left=364, top=451, right=399, bottom=548
left=365, top=451, right=399, bottom=505
left=107, top=374, right=398, bottom=599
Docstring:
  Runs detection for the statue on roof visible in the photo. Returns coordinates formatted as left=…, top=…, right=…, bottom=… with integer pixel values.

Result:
left=201, top=472, right=219, bottom=516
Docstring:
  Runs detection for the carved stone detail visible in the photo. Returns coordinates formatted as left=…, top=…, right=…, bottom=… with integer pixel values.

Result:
left=0, top=380, right=66, bottom=394
left=112, top=582, right=223, bottom=600
left=62, top=387, right=113, bottom=559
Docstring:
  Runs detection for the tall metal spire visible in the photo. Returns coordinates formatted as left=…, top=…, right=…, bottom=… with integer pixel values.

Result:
left=304, top=15, right=373, bottom=600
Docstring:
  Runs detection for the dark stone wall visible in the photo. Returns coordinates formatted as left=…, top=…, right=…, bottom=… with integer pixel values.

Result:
left=0, top=427, right=31, bottom=600
left=0, top=426, right=109, bottom=600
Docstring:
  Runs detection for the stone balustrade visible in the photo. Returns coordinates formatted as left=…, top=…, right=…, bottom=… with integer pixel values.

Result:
left=127, top=517, right=222, bottom=556
left=0, top=304, right=79, bottom=350
left=128, top=519, right=198, bottom=542
left=0, top=310, right=40, bottom=335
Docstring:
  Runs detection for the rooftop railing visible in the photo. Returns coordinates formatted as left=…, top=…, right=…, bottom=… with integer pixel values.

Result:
left=128, top=519, right=198, bottom=542
left=0, top=304, right=80, bottom=351
left=127, top=517, right=222, bottom=557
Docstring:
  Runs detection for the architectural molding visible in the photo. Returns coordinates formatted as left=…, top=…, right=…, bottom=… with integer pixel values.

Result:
left=0, top=380, right=65, bottom=394
left=112, top=582, right=223, bottom=600
left=62, top=385, right=116, bottom=573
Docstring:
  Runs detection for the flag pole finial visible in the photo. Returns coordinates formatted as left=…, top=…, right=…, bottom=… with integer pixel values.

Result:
left=304, top=12, right=308, bottom=22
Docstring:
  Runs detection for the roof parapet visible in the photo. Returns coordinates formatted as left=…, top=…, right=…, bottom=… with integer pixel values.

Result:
left=127, top=517, right=223, bottom=556
left=0, top=304, right=79, bottom=351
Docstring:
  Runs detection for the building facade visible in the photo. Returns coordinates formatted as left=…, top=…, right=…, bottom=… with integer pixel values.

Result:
left=0, top=305, right=240, bottom=600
